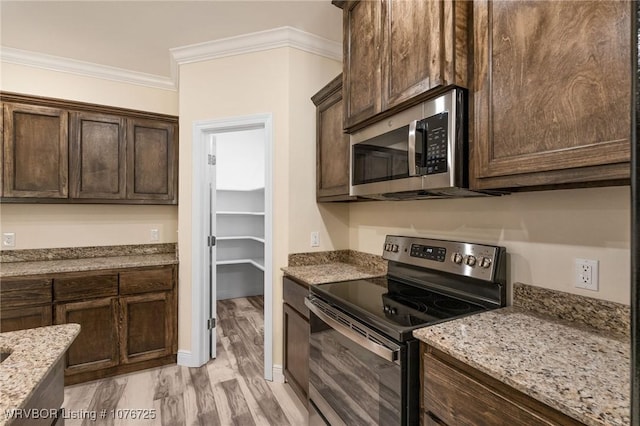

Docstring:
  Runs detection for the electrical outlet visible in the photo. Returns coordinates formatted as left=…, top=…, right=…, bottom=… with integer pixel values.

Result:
left=311, top=231, right=320, bottom=247
left=575, top=258, right=599, bottom=291
left=2, top=233, right=15, bottom=248
left=150, top=228, right=159, bottom=242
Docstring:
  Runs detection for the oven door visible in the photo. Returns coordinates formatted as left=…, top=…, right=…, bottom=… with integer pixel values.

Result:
left=305, top=296, right=408, bottom=426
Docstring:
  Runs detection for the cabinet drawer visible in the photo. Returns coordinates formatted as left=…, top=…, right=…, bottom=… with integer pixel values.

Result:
left=283, top=277, right=309, bottom=319
left=423, top=348, right=582, bottom=426
left=54, top=273, right=118, bottom=302
left=1, top=277, right=52, bottom=309
left=119, top=267, right=173, bottom=295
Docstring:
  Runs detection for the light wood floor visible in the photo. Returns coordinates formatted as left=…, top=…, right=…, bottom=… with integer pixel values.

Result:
left=62, top=296, right=307, bottom=426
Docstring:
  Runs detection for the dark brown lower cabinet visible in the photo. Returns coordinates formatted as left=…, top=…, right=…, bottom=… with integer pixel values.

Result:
left=422, top=344, right=583, bottom=426
left=120, top=292, right=173, bottom=364
left=9, top=264, right=182, bottom=385
left=55, top=297, right=120, bottom=375
left=0, top=305, right=52, bottom=333
left=0, top=277, right=52, bottom=332
left=283, top=277, right=310, bottom=403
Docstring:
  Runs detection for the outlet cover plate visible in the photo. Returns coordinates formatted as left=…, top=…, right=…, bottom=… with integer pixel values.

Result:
left=2, top=232, right=15, bottom=248
left=575, top=258, right=599, bottom=291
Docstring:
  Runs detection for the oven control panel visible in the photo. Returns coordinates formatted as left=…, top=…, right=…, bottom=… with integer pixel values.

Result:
left=382, top=235, right=504, bottom=281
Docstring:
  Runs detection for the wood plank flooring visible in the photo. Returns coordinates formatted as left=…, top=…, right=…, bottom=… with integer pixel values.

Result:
left=62, top=296, right=307, bottom=426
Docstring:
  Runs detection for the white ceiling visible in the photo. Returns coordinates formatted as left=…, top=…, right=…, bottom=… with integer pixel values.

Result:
left=0, top=1, right=343, bottom=77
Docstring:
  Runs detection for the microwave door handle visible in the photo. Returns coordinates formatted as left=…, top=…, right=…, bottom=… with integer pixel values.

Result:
left=408, top=119, right=418, bottom=176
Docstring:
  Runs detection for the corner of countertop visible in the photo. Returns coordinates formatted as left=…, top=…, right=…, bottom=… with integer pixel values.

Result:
left=512, top=282, right=630, bottom=338
left=283, top=249, right=387, bottom=286
left=287, top=249, right=387, bottom=274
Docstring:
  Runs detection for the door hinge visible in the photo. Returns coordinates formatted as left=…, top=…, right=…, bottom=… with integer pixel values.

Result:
left=208, top=154, right=216, bottom=165
left=208, top=235, right=216, bottom=247
left=207, top=318, right=216, bottom=330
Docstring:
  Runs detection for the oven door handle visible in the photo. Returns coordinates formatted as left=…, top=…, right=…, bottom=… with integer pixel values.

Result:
left=305, top=298, right=400, bottom=363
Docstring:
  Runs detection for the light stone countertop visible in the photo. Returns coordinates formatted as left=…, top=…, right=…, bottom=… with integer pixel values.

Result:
left=0, top=324, right=81, bottom=425
left=413, top=307, right=630, bottom=426
left=282, top=262, right=386, bottom=286
left=0, top=253, right=178, bottom=278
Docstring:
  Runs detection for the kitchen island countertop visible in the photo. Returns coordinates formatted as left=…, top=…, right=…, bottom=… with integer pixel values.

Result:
left=0, top=324, right=81, bottom=425
left=414, top=307, right=630, bottom=426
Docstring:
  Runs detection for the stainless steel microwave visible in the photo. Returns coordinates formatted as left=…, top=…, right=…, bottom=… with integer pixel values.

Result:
left=349, top=88, right=497, bottom=200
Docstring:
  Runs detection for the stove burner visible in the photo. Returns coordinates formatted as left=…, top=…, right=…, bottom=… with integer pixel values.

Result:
left=433, top=298, right=471, bottom=313
left=390, top=295, right=428, bottom=312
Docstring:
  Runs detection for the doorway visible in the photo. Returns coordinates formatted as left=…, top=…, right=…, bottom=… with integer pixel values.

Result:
left=189, top=114, right=274, bottom=381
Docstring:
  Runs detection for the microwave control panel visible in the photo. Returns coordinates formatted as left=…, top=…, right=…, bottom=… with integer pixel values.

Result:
left=421, top=111, right=449, bottom=175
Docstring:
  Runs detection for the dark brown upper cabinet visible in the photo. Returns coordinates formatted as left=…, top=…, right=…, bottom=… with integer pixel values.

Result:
left=3, top=103, right=69, bottom=198
left=312, top=74, right=355, bottom=202
left=0, top=92, right=178, bottom=204
left=126, top=118, right=177, bottom=203
left=343, top=0, right=470, bottom=132
left=470, top=0, right=631, bottom=190
left=70, top=112, right=126, bottom=199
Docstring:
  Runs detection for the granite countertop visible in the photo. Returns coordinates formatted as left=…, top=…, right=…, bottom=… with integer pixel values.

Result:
left=414, top=307, right=630, bottom=426
left=0, top=324, right=81, bottom=425
left=282, top=249, right=387, bottom=286
left=0, top=253, right=178, bottom=278
left=282, top=262, right=386, bottom=286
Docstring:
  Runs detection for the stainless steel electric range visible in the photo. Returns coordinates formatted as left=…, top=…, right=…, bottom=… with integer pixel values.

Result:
left=305, top=235, right=507, bottom=426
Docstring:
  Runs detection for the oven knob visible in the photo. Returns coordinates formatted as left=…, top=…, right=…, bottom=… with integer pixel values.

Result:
left=392, top=244, right=399, bottom=253
left=451, top=252, right=463, bottom=264
left=390, top=307, right=397, bottom=315
left=480, top=257, right=492, bottom=268
left=464, top=255, right=477, bottom=267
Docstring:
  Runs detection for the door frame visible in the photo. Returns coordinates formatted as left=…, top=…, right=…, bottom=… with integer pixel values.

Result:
left=190, top=113, right=274, bottom=380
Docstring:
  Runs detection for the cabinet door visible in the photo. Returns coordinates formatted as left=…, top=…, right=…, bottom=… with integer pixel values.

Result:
left=120, top=292, right=173, bottom=364
left=283, top=303, right=309, bottom=403
left=126, top=118, right=177, bottom=203
left=0, top=277, right=52, bottom=332
left=0, top=306, right=52, bottom=333
left=343, top=0, right=382, bottom=130
left=70, top=112, right=126, bottom=199
left=472, top=0, right=630, bottom=189
left=55, top=297, right=119, bottom=374
left=314, top=76, right=354, bottom=201
left=3, top=103, right=68, bottom=198
left=381, top=0, right=469, bottom=110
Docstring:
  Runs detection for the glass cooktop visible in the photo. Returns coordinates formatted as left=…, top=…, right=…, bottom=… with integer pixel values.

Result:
left=310, top=277, right=486, bottom=342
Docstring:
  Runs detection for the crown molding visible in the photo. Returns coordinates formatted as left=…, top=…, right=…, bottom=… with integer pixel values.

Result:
left=0, top=27, right=341, bottom=91
left=0, top=47, right=177, bottom=91
left=170, top=26, right=342, bottom=67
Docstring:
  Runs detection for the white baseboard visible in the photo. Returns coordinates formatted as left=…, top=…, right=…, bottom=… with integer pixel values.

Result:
left=272, top=364, right=285, bottom=383
left=177, top=350, right=202, bottom=367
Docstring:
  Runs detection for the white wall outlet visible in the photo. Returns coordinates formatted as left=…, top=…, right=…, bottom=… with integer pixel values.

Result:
left=310, top=231, right=320, bottom=247
left=575, top=258, right=599, bottom=291
left=150, top=228, right=160, bottom=242
left=2, top=232, right=15, bottom=248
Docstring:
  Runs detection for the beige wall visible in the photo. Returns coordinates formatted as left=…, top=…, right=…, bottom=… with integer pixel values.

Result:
left=1, top=62, right=178, bottom=114
left=0, top=204, right=178, bottom=249
left=0, top=62, right=179, bottom=250
left=177, top=48, right=344, bottom=361
left=348, top=186, right=630, bottom=305
left=288, top=49, right=348, bottom=253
